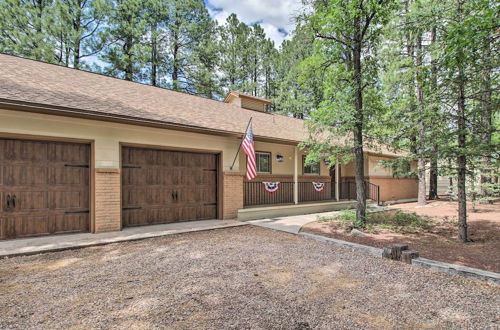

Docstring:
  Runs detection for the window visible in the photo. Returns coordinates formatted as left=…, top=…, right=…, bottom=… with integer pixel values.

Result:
left=303, top=156, right=320, bottom=175
left=255, top=152, right=271, bottom=173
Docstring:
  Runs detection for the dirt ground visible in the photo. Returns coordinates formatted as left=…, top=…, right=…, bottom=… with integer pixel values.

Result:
left=302, top=199, right=500, bottom=272
left=1, top=226, right=498, bottom=329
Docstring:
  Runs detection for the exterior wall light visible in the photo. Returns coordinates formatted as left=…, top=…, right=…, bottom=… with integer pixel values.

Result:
left=276, top=154, right=284, bottom=163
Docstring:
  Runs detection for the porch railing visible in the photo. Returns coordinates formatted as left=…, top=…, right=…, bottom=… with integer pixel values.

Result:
left=244, top=181, right=294, bottom=207
left=243, top=181, right=336, bottom=207
left=243, top=180, right=380, bottom=207
left=298, top=182, right=335, bottom=202
left=340, top=181, right=381, bottom=206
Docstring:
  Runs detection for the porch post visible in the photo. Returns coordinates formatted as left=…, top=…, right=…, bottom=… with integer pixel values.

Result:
left=294, top=146, right=299, bottom=204
left=335, top=163, right=340, bottom=201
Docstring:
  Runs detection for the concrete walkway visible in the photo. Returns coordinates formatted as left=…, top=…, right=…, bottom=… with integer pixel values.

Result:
left=247, top=205, right=389, bottom=234
left=0, top=220, right=246, bottom=258
left=247, top=211, right=335, bottom=234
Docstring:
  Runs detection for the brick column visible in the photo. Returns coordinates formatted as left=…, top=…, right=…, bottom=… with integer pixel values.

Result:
left=94, top=168, right=121, bottom=232
left=223, top=172, right=244, bottom=219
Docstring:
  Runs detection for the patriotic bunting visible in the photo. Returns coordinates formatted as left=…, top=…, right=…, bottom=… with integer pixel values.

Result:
left=312, top=182, right=325, bottom=192
left=262, top=182, right=280, bottom=193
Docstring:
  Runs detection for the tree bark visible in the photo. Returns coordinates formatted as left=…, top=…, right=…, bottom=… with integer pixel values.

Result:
left=428, top=27, right=439, bottom=200
left=353, top=37, right=366, bottom=224
left=455, top=1, right=468, bottom=243
left=480, top=38, right=492, bottom=203
left=415, top=32, right=426, bottom=205
left=124, top=35, right=133, bottom=81
left=73, top=0, right=82, bottom=69
left=172, top=18, right=180, bottom=91
left=151, top=22, right=158, bottom=86
left=456, top=65, right=468, bottom=242
left=429, top=146, right=439, bottom=199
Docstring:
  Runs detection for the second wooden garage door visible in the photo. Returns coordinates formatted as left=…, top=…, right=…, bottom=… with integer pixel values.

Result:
left=121, top=146, right=218, bottom=227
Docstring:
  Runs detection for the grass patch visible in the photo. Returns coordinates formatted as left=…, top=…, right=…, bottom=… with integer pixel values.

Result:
left=318, top=209, right=433, bottom=233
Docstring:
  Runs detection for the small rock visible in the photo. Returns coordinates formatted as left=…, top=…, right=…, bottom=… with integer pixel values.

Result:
left=350, top=229, right=366, bottom=237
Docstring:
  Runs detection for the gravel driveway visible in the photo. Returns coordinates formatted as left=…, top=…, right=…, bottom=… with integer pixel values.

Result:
left=1, top=226, right=498, bottom=329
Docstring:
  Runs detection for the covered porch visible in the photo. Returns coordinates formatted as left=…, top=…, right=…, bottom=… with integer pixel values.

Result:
left=233, top=141, right=381, bottom=221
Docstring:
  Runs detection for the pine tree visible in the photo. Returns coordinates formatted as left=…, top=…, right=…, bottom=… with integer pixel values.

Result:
left=0, top=0, right=57, bottom=62
left=99, top=0, right=147, bottom=81
left=53, top=0, right=109, bottom=68
left=218, top=14, right=250, bottom=94
left=274, top=23, right=322, bottom=118
left=164, top=0, right=215, bottom=93
left=302, top=0, right=397, bottom=224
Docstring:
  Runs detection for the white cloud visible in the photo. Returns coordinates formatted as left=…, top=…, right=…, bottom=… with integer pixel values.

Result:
left=206, top=0, right=302, bottom=46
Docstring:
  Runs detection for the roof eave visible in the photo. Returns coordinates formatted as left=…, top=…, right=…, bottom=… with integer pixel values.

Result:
left=0, top=98, right=300, bottom=146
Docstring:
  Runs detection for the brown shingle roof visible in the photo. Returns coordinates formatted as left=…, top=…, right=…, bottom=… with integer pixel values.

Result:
left=0, top=54, right=308, bottom=143
left=0, top=54, right=403, bottom=157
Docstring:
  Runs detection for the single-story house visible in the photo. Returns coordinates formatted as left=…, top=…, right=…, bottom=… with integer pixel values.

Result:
left=0, top=54, right=417, bottom=240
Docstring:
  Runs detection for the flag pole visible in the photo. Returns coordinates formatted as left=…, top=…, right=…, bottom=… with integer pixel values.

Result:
left=230, top=117, right=253, bottom=170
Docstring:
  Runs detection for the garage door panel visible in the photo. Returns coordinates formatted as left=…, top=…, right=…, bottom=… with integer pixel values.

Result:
left=54, top=214, right=89, bottom=233
left=146, top=187, right=175, bottom=205
left=201, top=205, right=217, bottom=219
left=148, top=207, right=179, bottom=224
left=51, top=191, right=88, bottom=210
left=123, top=209, right=148, bottom=227
left=50, top=167, right=88, bottom=185
left=122, top=168, right=145, bottom=185
left=122, top=187, right=146, bottom=207
left=3, top=140, right=48, bottom=161
left=6, top=215, right=51, bottom=238
left=0, top=139, right=90, bottom=239
left=48, top=143, right=89, bottom=163
left=11, top=191, right=49, bottom=212
left=4, top=166, right=49, bottom=185
left=122, top=147, right=218, bottom=227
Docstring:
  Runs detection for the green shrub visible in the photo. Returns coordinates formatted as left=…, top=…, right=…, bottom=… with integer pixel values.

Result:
left=318, top=209, right=432, bottom=231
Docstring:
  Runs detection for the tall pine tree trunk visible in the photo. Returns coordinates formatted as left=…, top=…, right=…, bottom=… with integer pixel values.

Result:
left=353, top=38, right=366, bottom=224
left=429, top=147, right=439, bottom=199
left=415, top=32, right=426, bottom=205
left=72, top=1, right=82, bottom=70
left=124, top=35, right=133, bottom=81
left=456, top=64, right=468, bottom=242
left=172, top=17, right=180, bottom=91
left=151, top=22, right=158, bottom=86
left=428, top=26, right=439, bottom=200
left=480, top=38, right=492, bottom=203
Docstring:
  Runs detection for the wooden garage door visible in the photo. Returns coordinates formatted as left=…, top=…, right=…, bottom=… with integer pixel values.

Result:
left=0, top=139, right=90, bottom=239
left=121, top=146, right=218, bottom=227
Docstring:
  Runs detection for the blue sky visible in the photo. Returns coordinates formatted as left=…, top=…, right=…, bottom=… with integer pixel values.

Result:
left=204, top=0, right=303, bottom=46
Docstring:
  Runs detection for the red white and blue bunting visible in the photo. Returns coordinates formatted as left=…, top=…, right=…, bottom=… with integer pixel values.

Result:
left=312, top=182, right=325, bottom=192
left=262, top=182, right=280, bottom=193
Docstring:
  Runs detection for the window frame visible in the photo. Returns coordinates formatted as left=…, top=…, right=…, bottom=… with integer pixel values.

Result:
left=302, top=155, right=320, bottom=175
left=255, top=151, right=272, bottom=174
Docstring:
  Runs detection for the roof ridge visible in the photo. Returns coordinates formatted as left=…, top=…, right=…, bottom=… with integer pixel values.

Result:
left=0, top=53, right=304, bottom=123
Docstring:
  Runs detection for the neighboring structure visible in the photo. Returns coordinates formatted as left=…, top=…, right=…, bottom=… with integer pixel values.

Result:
left=0, top=54, right=417, bottom=240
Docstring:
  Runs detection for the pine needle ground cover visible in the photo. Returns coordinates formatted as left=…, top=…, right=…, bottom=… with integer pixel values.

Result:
left=302, top=200, right=500, bottom=272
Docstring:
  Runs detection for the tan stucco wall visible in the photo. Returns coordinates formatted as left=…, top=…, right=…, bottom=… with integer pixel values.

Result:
left=368, top=155, right=393, bottom=177
left=0, top=109, right=243, bottom=171
left=245, top=141, right=330, bottom=177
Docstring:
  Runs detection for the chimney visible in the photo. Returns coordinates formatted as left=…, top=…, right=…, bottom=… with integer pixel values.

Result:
left=223, top=91, right=272, bottom=112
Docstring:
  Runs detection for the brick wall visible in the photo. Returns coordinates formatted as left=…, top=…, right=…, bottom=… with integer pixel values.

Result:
left=369, top=177, right=418, bottom=202
left=223, top=172, right=244, bottom=219
left=94, top=168, right=121, bottom=232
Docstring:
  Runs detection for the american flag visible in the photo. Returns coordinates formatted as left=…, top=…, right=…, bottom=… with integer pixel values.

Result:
left=242, top=122, right=256, bottom=180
